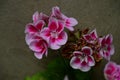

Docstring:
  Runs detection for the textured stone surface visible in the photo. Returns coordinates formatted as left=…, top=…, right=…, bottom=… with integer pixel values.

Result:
left=0, top=0, right=120, bottom=80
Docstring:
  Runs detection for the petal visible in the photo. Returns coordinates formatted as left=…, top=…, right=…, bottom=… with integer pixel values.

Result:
left=40, top=27, right=51, bottom=42
left=83, top=34, right=91, bottom=41
left=25, top=34, right=34, bottom=45
left=33, top=11, right=39, bottom=23
left=34, top=20, right=45, bottom=31
left=103, top=50, right=111, bottom=61
left=52, top=6, right=62, bottom=18
left=82, top=46, right=93, bottom=55
left=48, top=18, right=58, bottom=31
left=56, top=31, right=68, bottom=45
left=107, top=45, right=114, bottom=55
left=70, top=56, right=81, bottom=69
left=25, top=34, right=43, bottom=45
left=79, top=61, right=91, bottom=72
left=65, top=17, right=78, bottom=30
left=106, top=34, right=113, bottom=45
left=39, top=12, right=49, bottom=22
left=25, top=23, right=37, bottom=34
left=56, top=20, right=64, bottom=33
left=86, top=56, right=95, bottom=66
left=29, top=41, right=44, bottom=52
left=73, top=51, right=83, bottom=56
left=101, top=36, right=106, bottom=46
left=34, top=52, right=43, bottom=59
left=49, top=37, right=61, bottom=50
left=90, top=29, right=98, bottom=40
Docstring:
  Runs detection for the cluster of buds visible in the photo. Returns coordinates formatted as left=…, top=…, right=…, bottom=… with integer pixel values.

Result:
left=25, top=6, right=78, bottom=59
left=62, top=28, right=114, bottom=72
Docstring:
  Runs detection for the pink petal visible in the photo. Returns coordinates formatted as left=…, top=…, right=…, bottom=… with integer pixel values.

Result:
left=33, top=11, right=39, bottom=23
left=90, top=29, right=98, bottom=40
left=34, top=45, right=48, bottom=59
left=49, top=37, right=61, bottom=50
left=29, top=41, right=44, bottom=52
left=83, top=34, right=91, bottom=41
left=107, top=45, right=114, bottom=55
left=25, top=23, right=38, bottom=34
left=65, top=18, right=78, bottom=31
left=86, top=56, right=95, bottom=66
left=56, top=20, right=64, bottom=33
left=40, top=27, right=51, bottom=42
left=82, top=46, right=93, bottom=55
left=56, top=31, right=68, bottom=45
left=70, top=56, right=81, bottom=69
left=25, top=34, right=34, bottom=45
left=48, top=18, right=58, bottom=31
left=34, top=20, right=45, bottom=31
left=39, top=12, right=49, bottom=22
left=79, top=61, right=91, bottom=72
left=103, top=50, right=111, bottom=61
left=52, top=6, right=61, bottom=18
left=101, top=36, right=106, bottom=46
left=106, top=34, right=113, bottom=45
left=73, top=51, right=83, bottom=56
left=98, top=38, right=103, bottom=46
left=34, top=52, right=43, bottom=59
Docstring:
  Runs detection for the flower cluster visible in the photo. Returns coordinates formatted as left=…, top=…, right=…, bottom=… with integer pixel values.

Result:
left=25, top=6, right=78, bottom=59
left=62, top=29, right=114, bottom=72
left=25, top=6, right=120, bottom=80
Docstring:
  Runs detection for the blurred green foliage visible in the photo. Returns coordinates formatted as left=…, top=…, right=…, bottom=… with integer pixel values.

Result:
left=25, top=58, right=92, bottom=80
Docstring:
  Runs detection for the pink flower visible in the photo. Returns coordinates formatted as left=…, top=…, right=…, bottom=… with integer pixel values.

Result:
left=51, top=6, right=78, bottom=31
left=104, top=62, right=120, bottom=80
left=32, top=11, right=49, bottom=23
left=83, top=29, right=98, bottom=44
left=70, top=46, right=95, bottom=72
left=25, top=34, right=48, bottom=59
left=25, top=20, right=45, bottom=34
left=99, top=34, right=114, bottom=60
left=40, top=18, right=68, bottom=50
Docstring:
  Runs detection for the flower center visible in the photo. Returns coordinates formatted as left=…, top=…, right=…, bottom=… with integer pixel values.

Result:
left=82, top=53, right=86, bottom=58
left=51, top=31, right=58, bottom=38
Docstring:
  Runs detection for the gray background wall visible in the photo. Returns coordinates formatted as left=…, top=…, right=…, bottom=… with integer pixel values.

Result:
left=0, top=0, right=120, bottom=80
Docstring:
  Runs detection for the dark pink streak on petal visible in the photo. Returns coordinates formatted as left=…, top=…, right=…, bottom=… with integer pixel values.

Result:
left=82, top=47, right=92, bottom=56
left=106, top=34, right=113, bottom=45
left=49, top=18, right=58, bottom=31
left=90, top=30, right=97, bottom=40
left=83, top=35, right=91, bottom=41
left=35, top=20, right=45, bottom=31
left=25, top=24, right=38, bottom=34
left=57, top=21, right=64, bottom=33
left=74, top=57, right=81, bottom=64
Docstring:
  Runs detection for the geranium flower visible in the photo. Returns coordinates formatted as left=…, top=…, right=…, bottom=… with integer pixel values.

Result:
left=25, top=34, right=48, bottom=59
left=40, top=18, right=68, bottom=50
left=25, top=20, right=45, bottom=34
left=104, top=62, right=120, bottom=80
left=83, top=29, right=98, bottom=44
left=70, top=46, right=95, bottom=72
left=51, top=6, right=78, bottom=31
left=99, top=34, right=114, bottom=60
left=32, top=11, right=49, bottom=23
